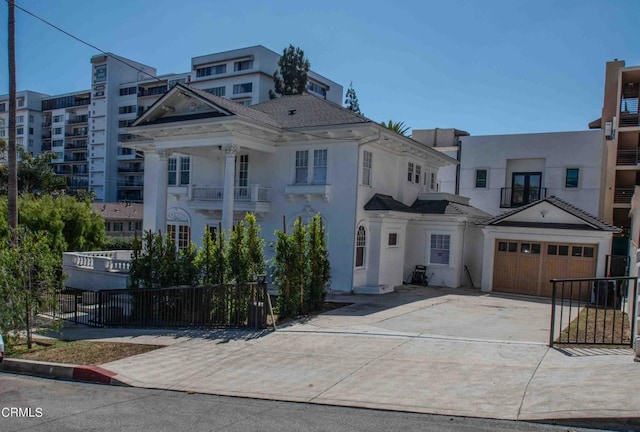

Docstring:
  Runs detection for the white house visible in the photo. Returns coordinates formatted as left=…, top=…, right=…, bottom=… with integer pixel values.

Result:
left=122, top=83, right=498, bottom=293
left=417, top=130, right=603, bottom=218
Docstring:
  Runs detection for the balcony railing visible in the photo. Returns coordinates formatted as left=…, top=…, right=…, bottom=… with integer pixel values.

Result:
left=118, top=166, right=144, bottom=173
left=118, top=180, right=144, bottom=188
left=616, top=148, right=640, bottom=165
left=614, top=188, right=634, bottom=204
left=192, top=185, right=270, bottom=202
left=619, top=94, right=639, bottom=127
left=500, top=187, right=546, bottom=208
left=67, top=116, right=89, bottom=125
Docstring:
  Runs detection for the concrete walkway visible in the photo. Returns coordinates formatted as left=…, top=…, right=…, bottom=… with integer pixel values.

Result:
left=55, top=287, right=639, bottom=422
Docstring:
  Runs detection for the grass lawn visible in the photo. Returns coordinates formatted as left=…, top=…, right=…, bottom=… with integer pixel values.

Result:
left=557, top=306, right=632, bottom=346
left=7, top=339, right=163, bottom=365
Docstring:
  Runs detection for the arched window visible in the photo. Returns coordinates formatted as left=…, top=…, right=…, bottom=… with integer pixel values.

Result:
left=355, top=225, right=366, bottom=268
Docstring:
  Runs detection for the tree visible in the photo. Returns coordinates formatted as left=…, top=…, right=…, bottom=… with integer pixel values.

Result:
left=344, top=82, right=361, bottom=114
left=0, top=194, right=106, bottom=254
left=380, top=120, right=411, bottom=137
left=7, top=0, right=18, bottom=242
left=244, top=213, right=264, bottom=281
left=269, top=45, right=310, bottom=99
left=0, top=228, right=60, bottom=349
left=0, top=148, right=66, bottom=195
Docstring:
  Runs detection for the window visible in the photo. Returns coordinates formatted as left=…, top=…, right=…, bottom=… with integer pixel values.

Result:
left=234, top=60, right=253, bottom=71
left=565, top=168, right=579, bottom=188
left=129, top=221, right=142, bottom=231
left=583, top=247, right=594, bottom=258
left=105, top=222, right=111, bottom=231
left=16, top=127, right=23, bottom=135
left=118, top=105, right=136, bottom=114
left=16, top=115, right=24, bottom=124
left=168, top=157, right=177, bottom=185
left=17, top=98, right=24, bottom=107
left=307, top=82, right=327, bottom=98
left=180, top=156, right=190, bottom=185
left=29, top=127, right=34, bottom=135
left=572, top=246, right=583, bottom=257
left=29, top=115, right=34, bottom=123
left=362, top=151, right=372, bottom=186
left=207, top=225, right=218, bottom=242
left=233, top=83, right=253, bottom=94
left=388, top=232, right=398, bottom=246
left=53, top=127, right=63, bottom=135
left=53, top=115, right=64, bottom=123
left=166, top=224, right=191, bottom=251
left=521, top=243, right=540, bottom=254
left=430, top=234, right=450, bottom=265
left=113, top=222, right=124, bottom=232
left=295, top=150, right=309, bottom=184
left=430, top=172, right=437, bottom=191
left=196, top=64, right=226, bottom=77
left=415, top=165, right=421, bottom=184
left=313, top=149, right=327, bottom=184
left=204, top=86, right=226, bottom=97
left=53, top=139, right=63, bottom=147
left=475, top=169, right=488, bottom=188
left=119, top=86, right=137, bottom=96
left=355, top=226, right=366, bottom=268
left=118, top=119, right=135, bottom=128
left=0, top=130, right=4, bottom=137
left=0, top=103, right=5, bottom=112
left=236, top=154, right=249, bottom=193
left=407, top=162, right=414, bottom=182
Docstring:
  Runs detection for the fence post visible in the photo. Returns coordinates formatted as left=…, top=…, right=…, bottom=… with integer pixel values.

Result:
left=549, top=280, right=557, bottom=347
left=74, top=291, right=79, bottom=324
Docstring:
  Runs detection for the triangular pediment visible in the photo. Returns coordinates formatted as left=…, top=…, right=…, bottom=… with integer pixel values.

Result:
left=132, top=84, right=233, bottom=126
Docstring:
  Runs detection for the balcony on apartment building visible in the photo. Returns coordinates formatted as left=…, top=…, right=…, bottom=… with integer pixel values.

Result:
left=67, top=115, right=89, bottom=125
left=64, top=140, right=87, bottom=150
left=117, top=190, right=143, bottom=203
left=118, top=164, right=143, bottom=173
left=66, top=127, right=88, bottom=138
left=64, top=154, right=87, bottom=163
left=619, top=82, right=639, bottom=128
left=138, top=85, right=168, bottom=98
left=616, top=148, right=640, bottom=166
left=500, top=187, right=547, bottom=208
left=614, top=187, right=635, bottom=204
left=190, top=185, right=271, bottom=213
left=118, top=133, right=151, bottom=144
left=118, top=180, right=144, bottom=189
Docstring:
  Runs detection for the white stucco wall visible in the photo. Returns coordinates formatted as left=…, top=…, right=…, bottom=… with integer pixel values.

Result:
left=437, top=131, right=603, bottom=217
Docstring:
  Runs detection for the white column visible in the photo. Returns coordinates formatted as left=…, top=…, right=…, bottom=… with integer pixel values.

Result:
left=143, top=150, right=170, bottom=234
left=222, top=145, right=237, bottom=232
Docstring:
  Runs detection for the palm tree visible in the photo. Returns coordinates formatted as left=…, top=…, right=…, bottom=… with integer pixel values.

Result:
left=8, top=0, right=18, bottom=242
left=380, top=120, right=410, bottom=137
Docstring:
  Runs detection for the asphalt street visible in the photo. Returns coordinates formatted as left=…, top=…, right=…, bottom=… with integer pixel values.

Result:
left=0, top=374, right=618, bottom=432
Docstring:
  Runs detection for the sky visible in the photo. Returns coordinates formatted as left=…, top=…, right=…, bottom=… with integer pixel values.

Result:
left=0, top=0, right=639, bottom=136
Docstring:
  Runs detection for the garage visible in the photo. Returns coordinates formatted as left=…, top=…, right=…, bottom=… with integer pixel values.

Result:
left=480, top=196, right=620, bottom=297
left=492, top=240, right=597, bottom=297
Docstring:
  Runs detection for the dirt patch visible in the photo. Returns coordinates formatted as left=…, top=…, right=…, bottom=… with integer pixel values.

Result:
left=557, top=306, right=631, bottom=346
left=8, top=339, right=163, bottom=365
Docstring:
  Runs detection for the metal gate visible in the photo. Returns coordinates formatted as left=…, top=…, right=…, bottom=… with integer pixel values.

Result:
left=549, top=276, right=637, bottom=347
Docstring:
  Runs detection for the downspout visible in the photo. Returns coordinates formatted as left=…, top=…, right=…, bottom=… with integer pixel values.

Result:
left=455, top=139, right=462, bottom=196
left=460, top=218, right=468, bottom=287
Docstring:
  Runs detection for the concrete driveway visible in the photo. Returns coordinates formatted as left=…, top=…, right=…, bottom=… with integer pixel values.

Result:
left=288, top=286, right=554, bottom=344
left=54, top=286, right=639, bottom=422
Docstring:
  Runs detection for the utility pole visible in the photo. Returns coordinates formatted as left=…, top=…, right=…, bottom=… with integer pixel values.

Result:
left=8, top=0, right=18, bottom=242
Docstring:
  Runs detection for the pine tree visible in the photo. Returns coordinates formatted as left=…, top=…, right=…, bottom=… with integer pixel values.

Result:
left=269, top=45, right=310, bottom=99
left=344, top=82, right=361, bottom=114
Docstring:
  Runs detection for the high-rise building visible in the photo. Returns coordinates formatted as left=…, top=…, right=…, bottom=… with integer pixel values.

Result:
left=0, top=90, right=49, bottom=160
left=1, top=46, right=343, bottom=202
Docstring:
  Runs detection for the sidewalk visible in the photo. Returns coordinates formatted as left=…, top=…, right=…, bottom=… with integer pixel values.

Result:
left=23, top=287, right=640, bottom=422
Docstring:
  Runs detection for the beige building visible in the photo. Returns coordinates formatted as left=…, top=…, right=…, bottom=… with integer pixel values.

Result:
left=593, top=60, right=640, bottom=253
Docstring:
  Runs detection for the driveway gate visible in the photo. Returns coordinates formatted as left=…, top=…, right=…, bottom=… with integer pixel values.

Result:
left=549, top=276, right=637, bottom=347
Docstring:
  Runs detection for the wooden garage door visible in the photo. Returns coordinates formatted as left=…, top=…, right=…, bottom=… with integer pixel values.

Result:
left=493, top=240, right=597, bottom=298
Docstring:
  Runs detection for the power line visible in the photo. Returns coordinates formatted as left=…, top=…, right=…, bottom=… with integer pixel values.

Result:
left=8, top=1, right=165, bottom=84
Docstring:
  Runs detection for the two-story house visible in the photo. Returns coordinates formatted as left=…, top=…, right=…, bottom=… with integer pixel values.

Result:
left=124, top=84, right=494, bottom=292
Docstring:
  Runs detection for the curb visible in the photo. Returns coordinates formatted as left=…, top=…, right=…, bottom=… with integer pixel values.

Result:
left=0, top=358, right=129, bottom=386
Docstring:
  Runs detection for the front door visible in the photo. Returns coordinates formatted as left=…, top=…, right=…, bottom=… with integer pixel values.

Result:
left=511, top=172, right=542, bottom=206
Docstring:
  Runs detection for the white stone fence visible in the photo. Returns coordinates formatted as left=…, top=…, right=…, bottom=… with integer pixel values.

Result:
left=63, top=250, right=132, bottom=291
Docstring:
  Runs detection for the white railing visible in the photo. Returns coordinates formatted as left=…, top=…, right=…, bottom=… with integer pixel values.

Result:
left=191, top=185, right=270, bottom=202
left=63, top=250, right=132, bottom=273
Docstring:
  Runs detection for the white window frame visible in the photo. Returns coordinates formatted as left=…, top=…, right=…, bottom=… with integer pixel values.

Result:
left=407, top=162, right=414, bottom=183
left=415, top=165, right=421, bottom=184
left=166, top=223, right=191, bottom=251
left=312, top=149, right=327, bottom=184
left=387, top=231, right=400, bottom=248
left=430, top=172, right=437, bottom=191
left=168, top=156, right=190, bottom=186
left=362, top=150, right=372, bottom=186
left=475, top=168, right=489, bottom=189
left=428, top=233, right=451, bottom=266
left=564, top=166, right=581, bottom=189
left=293, top=148, right=329, bottom=185
left=355, top=225, right=367, bottom=269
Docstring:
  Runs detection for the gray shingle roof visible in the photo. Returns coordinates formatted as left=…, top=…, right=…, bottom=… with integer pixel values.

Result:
left=251, top=94, right=371, bottom=129
left=364, top=193, right=491, bottom=218
left=482, top=196, right=620, bottom=232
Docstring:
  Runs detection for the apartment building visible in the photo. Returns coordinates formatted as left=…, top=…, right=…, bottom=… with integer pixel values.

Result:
left=593, top=60, right=640, bottom=254
left=0, top=90, right=49, bottom=160
left=2, top=45, right=342, bottom=202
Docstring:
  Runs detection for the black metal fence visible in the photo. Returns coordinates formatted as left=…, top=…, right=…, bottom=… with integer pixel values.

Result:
left=549, top=276, right=637, bottom=347
left=42, top=281, right=268, bottom=329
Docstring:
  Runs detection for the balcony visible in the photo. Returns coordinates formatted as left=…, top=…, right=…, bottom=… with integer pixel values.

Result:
left=118, top=165, right=144, bottom=173
left=65, top=141, right=87, bottom=150
left=118, top=180, right=144, bottom=188
left=614, top=188, right=634, bottom=204
left=191, top=185, right=271, bottom=213
left=67, top=115, right=89, bottom=125
left=500, top=187, right=546, bottom=208
left=137, top=87, right=168, bottom=98
left=619, top=84, right=639, bottom=128
left=616, top=148, right=640, bottom=165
